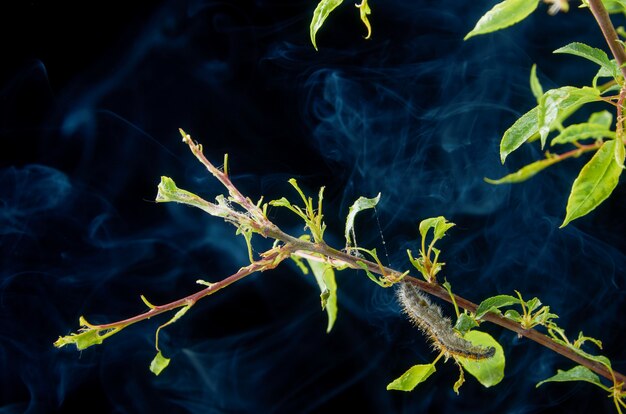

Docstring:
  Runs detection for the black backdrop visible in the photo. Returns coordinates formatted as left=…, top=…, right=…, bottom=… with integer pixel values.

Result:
left=1, top=1, right=626, bottom=413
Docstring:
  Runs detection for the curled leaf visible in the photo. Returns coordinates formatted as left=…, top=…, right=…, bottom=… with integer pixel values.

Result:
left=310, top=0, right=344, bottom=50
left=355, top=0, right=372, bottom=39
left=306, top=258, right=338, bottom=333
left=530, top=64, right=543, bottom=101
left=485, top=157, right=560, bottom=184
left=345, top=193, right=381, bottom=253
left=150, top=351, right=171, bottom=376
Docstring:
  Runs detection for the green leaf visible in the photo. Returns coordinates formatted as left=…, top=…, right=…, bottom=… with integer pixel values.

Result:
left=475, top=295, right=520, bottom=319
left=310, top=0, right=344, bottom=50
left=530, top=64, right=543, bottom=101
left=419, top=216, right=455, bottom=243
left=355, top=0, right=372, bottom=39
left=536, top=365, right=605, bottom=389
left=345, top=193, right=381, bottom=252
left=306, top=258, right=338, bottom=333
left=554, top=42, right=619, bottom=80
left=538, top=87, right=601, bottom=148
left=155, top=177, right=228, bottom=218
left=54, top=317, right=120, bottom=351
left=603, top=0, right=626, bottom=14
left=500, top=107, right=539, bottom=164
left=290, top=255, right=310, bottom=275
left=457, top=331, right=505, bottom=388
left=550, top=123, right=615, bottom=146
left=54, top=329, right=105, bottom=350
left=561, top=139, right=624, bottom=227
left=149, top=351, right=171, bottom=376
left=356, top=260, right=389, bottom=287
left=455, top=313, right=479, bottom=335
left=525, top=297, right=542, bottom=313
left=485, top=157, right=560, bottom=184
left=588, top=110, right=613, bottom=129
left=464, top=0, right=538, bottom=40
left=504, top=309, right=522, bottom=322
left=386, top=363, right=437, bottom=391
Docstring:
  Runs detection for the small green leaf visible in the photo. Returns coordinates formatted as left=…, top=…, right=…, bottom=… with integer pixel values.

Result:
left=575, top=332, right=603, bottom=350
left=356, top=259, right=389, bottom=287
left=485, top=157, right=560, bottom=184
left=500, top=107, right=539, bottom=164
left=536, top=365, right=605, bottom=389
left=550, top=123, right=615, bottom=146
left=355, top=0, right=372, bottom=39
left=155, top=177, right=227, bottom=217
left=475, top=295, right=520, bottom=319
left=345, top=193, right=381, bottom=252
left=290, top=255, right=310, bottom=275
left=55, top=329, right=105, bottom=350
left=386, top=363, right=436, bottom=391
left=419, top=216, right=455, bottom=243
left=554, top=42, right=619, bottom=80
left=588, top=110, right=613, bottom=128
left=407, top=249, right=427, bottom=277
left=504, top=309, right=522, bottom=322
left=54, top=317, right=120, bottom=351
left=525, top=297, right=542, bottom=313
left=464, top=0, right=538, bottom=40
left=538, top=87, right=601, bottom=148
left=530, top=64, right=543, bottom=101
left=455, top=313, right=479, bottom=335
left=310, top=0, right=344, bottom=50
left=306, top=258, right=338, bottom=333
left=457, top=331, right=505, bottom=388
left=561, top=139, right=624, bottom=227
left=150, top=351, right=171, bottom=376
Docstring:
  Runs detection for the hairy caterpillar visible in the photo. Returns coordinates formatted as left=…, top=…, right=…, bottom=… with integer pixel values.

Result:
left=397, top=280, right=495, bottom=360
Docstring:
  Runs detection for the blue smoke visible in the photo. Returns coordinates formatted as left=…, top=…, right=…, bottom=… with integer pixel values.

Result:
left=1, top=1, right=625, bottom=413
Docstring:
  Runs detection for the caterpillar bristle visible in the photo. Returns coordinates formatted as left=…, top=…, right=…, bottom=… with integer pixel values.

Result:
left=397, top=280, right=495, bottom=360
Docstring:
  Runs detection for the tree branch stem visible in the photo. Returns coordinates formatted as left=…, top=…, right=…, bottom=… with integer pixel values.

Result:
left=588, top=0, right=626, bottom=79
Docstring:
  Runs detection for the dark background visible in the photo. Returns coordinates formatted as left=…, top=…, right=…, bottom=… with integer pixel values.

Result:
left=1, top=0, right=625, bottom=413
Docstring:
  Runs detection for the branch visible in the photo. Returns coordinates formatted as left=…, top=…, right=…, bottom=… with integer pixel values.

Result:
left=56, top=134, right=625, bottom=390
left=588, top=0, right=626, bottom=79
left=284, top=237, right=626, bottom=388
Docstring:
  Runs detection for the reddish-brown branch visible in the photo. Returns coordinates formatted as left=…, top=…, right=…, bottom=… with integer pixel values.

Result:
left=94, top=247, right=289, bottom=330
left=588, top=0, right=626, bottom=79
left=268, top=230, right=626, bottom=388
